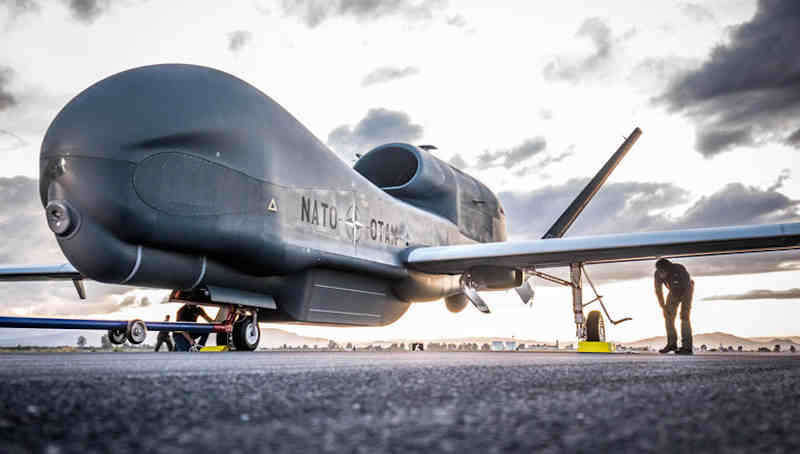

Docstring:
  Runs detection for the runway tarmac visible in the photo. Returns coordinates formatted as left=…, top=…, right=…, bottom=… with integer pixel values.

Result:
left=1, top=351, right=799, bottom=453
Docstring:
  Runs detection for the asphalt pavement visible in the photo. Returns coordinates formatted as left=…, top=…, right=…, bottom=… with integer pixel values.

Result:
left=1, top=351, right=799, bottom=453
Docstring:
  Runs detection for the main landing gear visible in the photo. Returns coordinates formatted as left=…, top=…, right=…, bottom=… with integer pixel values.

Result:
left=216, top=308, right=261, bottom=351
left=584, top=310, right=605, bottom=342
left=525, top=263, right=631, bottom=345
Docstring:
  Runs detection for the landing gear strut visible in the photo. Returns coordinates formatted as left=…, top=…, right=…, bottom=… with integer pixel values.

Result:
left=526, top=263, right=631, bottom=342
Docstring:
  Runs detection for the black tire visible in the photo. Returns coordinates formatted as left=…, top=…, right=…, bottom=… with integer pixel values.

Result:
left=585, top=310, right=605, bottom=342
left=216, top=332, right=229, bottom=347
left=233, top=317, right=260, bottom=351
left=108, top=328, right=126, bottom=345
left=125, top=319, right=147, bottom=344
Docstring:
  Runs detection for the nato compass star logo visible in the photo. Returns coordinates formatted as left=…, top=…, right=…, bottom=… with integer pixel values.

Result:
left=344, top=203, right=365, bottom=247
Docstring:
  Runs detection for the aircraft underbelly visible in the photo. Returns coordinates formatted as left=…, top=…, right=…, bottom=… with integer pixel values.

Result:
left=273, top=268, right=409, bottom=327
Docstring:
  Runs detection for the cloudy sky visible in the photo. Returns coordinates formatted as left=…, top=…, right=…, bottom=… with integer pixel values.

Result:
left=1, top=0, right=800, bottom=344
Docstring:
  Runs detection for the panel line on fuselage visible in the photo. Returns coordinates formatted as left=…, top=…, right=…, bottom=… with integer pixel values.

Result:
left=308, top=308, right=381, bottom=318
left=312, top=283, right=386, bottom=297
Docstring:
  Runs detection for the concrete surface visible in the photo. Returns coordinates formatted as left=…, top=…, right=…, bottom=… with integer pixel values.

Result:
left=1, top=352, right=798, bottom=453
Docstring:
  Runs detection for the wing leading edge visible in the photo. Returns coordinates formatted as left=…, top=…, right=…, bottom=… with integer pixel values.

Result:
left=404, top=222, right=800, bottom=274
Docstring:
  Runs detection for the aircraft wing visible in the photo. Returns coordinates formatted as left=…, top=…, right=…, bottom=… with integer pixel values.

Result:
left=404, top=222, right=800, bottom=274
left=0, top=264, right=82, bottom=281
left=0, top=264, right=86, bottom=299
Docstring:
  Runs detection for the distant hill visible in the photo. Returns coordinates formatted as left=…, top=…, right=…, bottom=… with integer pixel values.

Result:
left=259, top=328, right=330, bottom=348
left=3, top=326, right=799, bottom=351
left=748, top=336, right=800, bottom=344
left=624, top=331, right=800, bottom=349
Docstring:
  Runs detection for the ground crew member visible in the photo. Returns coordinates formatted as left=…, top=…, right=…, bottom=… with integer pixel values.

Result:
left=172, top=303, right=214, bottom=351
left=654, top=258, right=694, bottom=355
left=154, top=315, right=174, bottom=352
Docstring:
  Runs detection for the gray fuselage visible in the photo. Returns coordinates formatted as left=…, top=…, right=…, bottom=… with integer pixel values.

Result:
left=39, top=64, right=510, bottom=326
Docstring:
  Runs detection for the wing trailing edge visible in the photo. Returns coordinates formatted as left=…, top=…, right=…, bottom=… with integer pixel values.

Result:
left=404, top=222, right=800, bottom=274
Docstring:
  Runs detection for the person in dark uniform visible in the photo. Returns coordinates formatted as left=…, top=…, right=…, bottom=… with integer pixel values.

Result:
left=154, top=314, right=174, bottom=352
left=172, top=303, right=214, bottom=351
left=654, top=258, right=695, bottom=355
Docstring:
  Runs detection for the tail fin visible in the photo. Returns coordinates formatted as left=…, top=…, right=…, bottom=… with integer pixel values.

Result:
left=541, top=127, right=642, bottom=239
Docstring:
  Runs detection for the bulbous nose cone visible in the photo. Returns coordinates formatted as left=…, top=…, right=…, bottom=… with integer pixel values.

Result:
left=36, top=64, right=334, bottom=285
left=37, top=63, right=282, bottom=284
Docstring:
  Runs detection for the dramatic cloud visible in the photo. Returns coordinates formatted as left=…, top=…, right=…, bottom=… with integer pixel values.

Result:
left=628, top=56, right=699, bottom=92
left=678, top=2, right=715, bottom=22
left=704, top=288, right=800, bottom=301
left=3, top=0, right=124, bottom=24
left=0, top=0, right=40, bottom=21
left=448, top=154, right=467, bottom=169
left=474, top=137, right=547, bottom=169
left=678, top=181, right=798, bottom=228
left=0, top=129, right=27, bottom=151
left=502, top=175, right=798, bottom=239
left=659, top=0, right=800, bottom=157
left=327, top=108, right=423, bottom=159
left=787, top=128, right=800, bottom=146
left=580, top=250, right=800, bottom=285
left=543, top=17, right=634, bottom=83
left=444, top=13, right=465, bottom=28
left=512, top=149, right=574, bottom=178
left=500, top=179, right=689, bottom=239
left=0, top=176, right=61, bottom=264
left=62, top=0, right=111, bottom=24
left=0, top=281, right=164, bottom=317
left=0, top=66, right=17, bottom=112
left=361, top=66, right=419, bottom=87
left=499, top=173, right=800, bottom=283
left=227, top=30, right=252, bottom=53
left=279, top=0, right=446, bottom=28
left=0, top=176, right=158, bottom=316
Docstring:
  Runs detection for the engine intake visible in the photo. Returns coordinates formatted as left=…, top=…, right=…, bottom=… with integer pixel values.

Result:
left=354, top=143, right=507, bottom=242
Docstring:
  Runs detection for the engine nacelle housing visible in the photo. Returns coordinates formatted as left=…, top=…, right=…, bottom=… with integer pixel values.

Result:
left=354, top=143, right=506, bottom=243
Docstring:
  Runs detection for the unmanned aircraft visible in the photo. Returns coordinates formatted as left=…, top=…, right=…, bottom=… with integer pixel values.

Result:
left=1, top=64, right=799, bottom=350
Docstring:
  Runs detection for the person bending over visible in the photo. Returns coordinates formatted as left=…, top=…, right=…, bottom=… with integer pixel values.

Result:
left=654, top=258, right=694, bottom=355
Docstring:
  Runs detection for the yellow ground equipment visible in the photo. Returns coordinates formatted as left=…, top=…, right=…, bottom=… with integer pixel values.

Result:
left=199, top=345, right=229, bottom=352
left=578, top=341, right=615, bottom=353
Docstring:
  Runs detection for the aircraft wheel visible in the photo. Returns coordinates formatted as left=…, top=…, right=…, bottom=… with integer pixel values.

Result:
left=216, top=332, right=229, bottom=347
left=126, top=319, right=147, bottom=344
left=233, top=316, right=260, bottom=351
left=108, top=327, right=127, bottom=345
left=585, top=310, right=605, bottom=342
